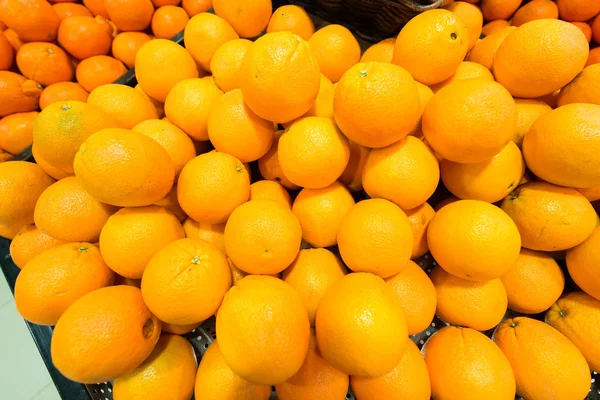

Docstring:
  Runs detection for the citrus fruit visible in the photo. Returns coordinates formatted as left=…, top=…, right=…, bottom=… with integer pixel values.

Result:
left=56, top=15, right=112, bottom=60
left=558, top=64, right=600, bottom=107
left=0, top=71, right=42, bottom=117
left=512, top=99, right=552, bottom=146
left=267, top=4, right=314, bottom=40
left=308, top=24, right=360, bottom=82
left=151, top=5, right=189, bottom=39
left=445, top=1, right=483, bottom=50
left=258, top=130, right=300, bottom=190
left=16, top=42, right=73, bottom=87
left=0, top=0, right=61, bottom=42
left=511, top=0, right=559, bottom=26
left=213, top=0, right=271, bottom=38
left=184, top=12, right=239, bottom=72
left=360, top=38, right=395, bottom=63
left=404, top=202, right=436, bottom=259
left=111, top=32, right=152, bottom=68
left=249, top=180, right=292, bottom=209
left=0, top=111, right=37, bottom=156
left=104, top=0, right=154, bottom=32
left=183, top=219, right=226, bottom=255
left=87, top=84, right=158, bottom=129
left=210, top=38, right=252, bottom=92
left=567, top=227, right=600, bottom=301
left=9, top=224, right=65, bottom=269
left=39, top=82, right=89, bottom=110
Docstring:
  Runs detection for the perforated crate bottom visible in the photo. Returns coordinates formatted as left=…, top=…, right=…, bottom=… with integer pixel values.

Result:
left=85, top=253, right=600, bottom=400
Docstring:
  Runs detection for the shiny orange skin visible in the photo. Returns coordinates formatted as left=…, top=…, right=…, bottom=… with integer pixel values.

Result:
left=75, top=56, right=127, bottom=92
left=3, top=29, right=24, bottom=53
left=104, top=0, right=154, bottom=32
left=267, top=4, right=314, bottom=40
left=480, top=0, right=521, bottom=21
left=52, top=3, right=93, bottom=20
left=444, top=1, right=483, bottom=50
left=83, top=0, right=109, bottom=18
left=557, top=0, right=600, bottom=22
left=182, top=0, right=211, bottom=16
left=0, top=111, right=37, bottom=156
left=184, top=12, right=239, bottom=72
left=0, top=71, right=42, bottom=117
left=360, top=38, right=395, bottom=63
left=16, top=42, right=73, bottom=86
left=249, top=180, right=292, bottom=209
left=482, top=20, right=510, bottom=36
left=308, top=24, right=361, bottom=82
left=57, top=16, right=112, bottom=60
left=151, top=5, right=190, bottom=40
left=9, top=224, right=65, bottom=269
left=512, top=0, right=558, bottom=26
left=405, top=202, right=436, bottom=259
left=183, top=219, right=226, bottom=254
left=111, top=32, right=152, bottom=68
left=467, top=26, right=516, bottom=70
left=0, top=0, right=61, bottom=42
left=258, top=130, right=300, bottom=190
left=39, top=82, right=88, bottom=110
left=210, top=38, right=252, bottom=93
left=567, top=227, right=600, bottom=301
left=213, top=0, right=271, bottom=39
left=0, top=32, right=14, bottom=70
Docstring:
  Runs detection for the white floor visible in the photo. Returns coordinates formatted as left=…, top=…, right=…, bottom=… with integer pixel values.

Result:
left=0, top=277, right=61, bottom=400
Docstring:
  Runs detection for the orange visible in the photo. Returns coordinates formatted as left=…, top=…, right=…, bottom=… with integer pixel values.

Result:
left=501, top=248, right=565, bottom=314
left=132, top=119, right=195, bottom=177
left=393, top=9, right=469, bottom=85
left=267, top=4, right=314, bottom=40
left=0, top=0, right=60, bottom=42
left=183, top=219, right=226, bottom=254
left=511, top=0, right=558, bottom=26
left=445, top=1, right=483, bottom=50
left=249, top=180, right=292, bottom=209
left=577, top=185, right=600, bottom=202
left=31, top=144, right=71, bottom=180
left=184, top=13, right=239, bottom=72
left=182, top=0, right=211, bottom=16
left=74, top=128, right=175, bottom=207
left=33, top=100, right=117, bottom=175
left=424, top=326, right=516, bottom=399
left=82, top=0, right=108, bottom=17
left=195, top=340, right=271, bottom=400
left=160, top=321, right=199, bottom=335
left=75, top=56, right=127, bottom=92
left=351, top=341, right=430, bottom=400
left=339, top=141, right=369, bottom=192
left=0, top=33, right=14, bottom=71
left=482, top=19, right=510, bottom=36
left=558, top=64, right=600, bottom=107
left=3, top=29, right=24, bottom=53
left=278, top=117, right=350, bottom=189
left=385, top=260, right=436, bottom=335
left=227, top=258, right=281, bottom=285
left=275, top=329, right=349, bottom=400
left=546, top=291, right=600, bottom=372
left=39, top=82, right=88, bottom=110
left=567, top=227, right=600, bottom=301
left=291, top=181, right=354, bottom=248
left=104, top=0, right=153, bottom=32
left=0, top=71, right=42, bottom=117
left=111, top=32, right=152, bottom=68
left=51, top=286, right=161, bottom=383
left=15, top=243, right=114, bottom=325
left=210, top=38, right=252, bottom=92
left=52, top=3, right=93, bottom=20
left=424, top=79, right=516, bottom=163
left=523, top=104, right=600, bottom=188
left=151, top=0, right=181, bottom=5
left=217, top=276, right=310, bottom=385
left=207, top=89, right=275, bottom=162
left=512, top=99, right=552, bottom=146
left=0, top=222, right=22, bottom=239
left=362, top=136, right=439, bottom=210
left=151, top=5, right=189, bottom=39
left=178, top=151, right=250, bottom=224
left=258, top=130, right=299, bottom=190
left=141, top=238, right=231, bottom=324
left=0, top=111, right=37, bottom=156
left=213, top=0, right=271, bottom=38
left=34, top=176, right=117, bottom=242
left=113, top=334, right=196, bottom=400
left=9, top=225, right=65, bottom=269
left=360, top=38, right=395, bottom=63
left=308, top=24, right=360, bottom=83
left=481, top=0, right=521, bottom=21
left=57, top=16, right=112, bottom=60
left=428, top=61, right=494, bottom=93
left=441, top=141, right=524, bottom=203
left=99, top=205, right=184, bottom=278
left=316, top=272, right=408, bottom=377
left=428, top=200, right=521, bottom=281
left=593, top=14, right=600, bottom=44
left=571, top=21, right=592, bottom=43
left=466, top=26, right=516, bottom=70
left=16, top=42, right=73, bottom=86
left=587, top=47, right=600, bottom=67
left=154, top=184, right=186, bottom=221
left=493, top=317, right=590, bottom=400
left=404, top=203, right=436, bottom=259
left=502, top=182, right=596, bottom=251
left=224, top=199, right=302, bottom=275
left=135, top=39, right=199, bottom=103
left=337, top=199, right=413, bottom=278
left=241, top=32, right=320, bottom=123
left=136, top=84, right=166, bottom=119
left=493, top=19, right=588, bottom=98
left=0, top=161, right=54, bottom=227
left=300, top=73, right=334, bottom=120
left=557, top=0, right=600, bottom=22
left=281, top=248, right=347, bottom=326
left=430, top=265, right=507, bottom=330
left=87, top=84, right=158, bottom=129
left=164, top=77, right=223, bottom=140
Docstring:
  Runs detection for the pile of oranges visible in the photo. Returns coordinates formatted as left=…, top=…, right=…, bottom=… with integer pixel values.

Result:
left=1, top=0, right=600, bottom=399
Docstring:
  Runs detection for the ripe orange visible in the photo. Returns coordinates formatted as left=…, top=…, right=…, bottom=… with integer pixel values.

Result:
left=385, top=260, right=437, bottom=334
left=467, top=26, right=515, bottom=70
left=53, top=3, right=93, bottom=20
left=104, top=0, right=154, bottom=32
left=213, top=0, right=271, bottom=38
left=0, top=33, right=14, bottom=71
left=178, top=151, right=250, bottom=224
left=360, top=38, right=395, bottom=63
left=249, top=180, right=292, bottom=209
left=142, top=238, right=231, bottom=324
left=210, top=38, right=252, bottom=92
left=316, top=273, right=408, bottom=377
left=0, top=222, right=22, bottom=239
left=571, top=21, right=592, bottom=43
left=9, top=225, right=65, bottom=269
left=224, top=200, right=301, bottom=275
left=482, top=19, right=510, bottom=36
left=57, top=16, right=112, bottom=60
left=339, top=141, right=369, bottom=192
left=87, top=84, right=158, bottom=129
left=0, top=71, right=42, bottom=117
left=429, top=61, right=494, bottom=93
left=75, top=56, right=128, bottom=92
left=428, top=200, right=521, bottom=281
left=0, top=111, right=37, bottom=156
left=362, top=136, right=439, bottom=210
left=587, top=47, right=600, bottom=67
left=267, top=4, right=314, bottom=40
left=511, top=0, right=559, bottom=26
left=480, top=0, right=521, bottom=21
left=0, top=0, right=61, bottom=42
left=151, top=5, right=189, bottom=39
left=15, top=243, right=114, bottom=325
left=160, top=322, right=199, bottom=335
left=567, top=227, right=600, bottom=301
left=558, top=64, right=600, bottom=107
left=183, top=219, right=226, bottom=254
left=184, top=12, right=238, bottom=72
left=182, top=0, right=211, bottom=16
left=445, top=1, right=483, bottom=50
left=258, top=130, right=300, bottom=190
left=404, top=203, right=436, bottom=259
left=111, top=32, right=152, bottom=68
left=593, top=14, right=600, bottom=44
left=577, top=185, right=600, bottom=202
left=412, top=82, right=434, bottom=136
left=308, top=24, right=360, bottom=83
left=493, top=317, right=590, bottom=400
left=557, top=0, right=600, bottom=22
left=300, top=73, right=334, bottom=120
left=31, top=144, right=71, bottom=180
left=217, top=276, right=310, bottom=385
left=281, top=248, right=347, bottom=325
left=424, top=326, right=516, bottom=399
left=512, top=99, right=552, bottom=146
left=51, top=286, right=161, bottom=383
left=39, top=82, right=89, bottom=110
left=16, top=42, right=73, bottom=87
left=82, top=0, right=109, bottom=18
left=153, top=185, right=185, bottom=222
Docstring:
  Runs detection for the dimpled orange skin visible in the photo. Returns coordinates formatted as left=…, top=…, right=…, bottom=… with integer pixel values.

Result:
left=213, top=0, right=271, bottom=38
left=39, top=82, right=89, bottom=110
left=351, top=341, right=431, bottom=400
left=338, top=199, right=414, bottom=278
left=430, top=265, right=508, bottom=331
left=493, top=19, right=588, bottom=98
left=0, top=0, right=61, bottom=42
left=501, top=182, right=597, bottom=251
left=291, top=181, right=355, bottom=248
left=15, top=243, right=115, bottom=326
left=567, top=227, right=600, bottom=301
left=444, top=1, right=483, bottom=50
left=16, top=42, right=73, bottom=87
left=523, top=104, right=600, bottom=188
left=0, top=71, right=42, bottom=118
left=316, top=272, right=408, bottom=377
left=339, top=141, right=369, bottom=192
left=224, top=199, right=302, bottom=275
left=75, top=56, right=128, bottom=93
left=467, top=26, right=516, bottom=70
left=184, top=13, right=239, bottom=72
left=195, top=341, right=272, bottom=400
left=480, top=0, right=522, bottom=21
left=31, top=144, right=71, bottom=181
left=577, top=185, right=600, bottom=202
left=87, top=84, right=158, bottom=130
left=308, top=24, right=361, bottom=83
left=9, top=225, right=65, bottom=269
left=546, top=291, right=600, bottom=372
left=385, top=260, right=437, bottom=335
left=333, top=62, right=420, bottom=149
left=217, top=276, right=311, bottom=385
left=151, top=6, right=190, bottom=40
left=249, top=180, right=292, bottom=210
left=362, top=136, right=440, bottom=211
left=177, top=152, right=250, bottom=224
left=99, top=205, right=185, bottom=279
left=104, top=0, right=154, bottom=32
left=511, top=0, right=558, bottom=26
left=557, top=0, right=600, bottom=22
left=513, top=99, right=552, bottom=147
left=300, top=73, right=334, bottom=120
left=0, top=111, right=38, bottom=156
left=482, top=20, right=510, bottom=36
left=183, top=219, right=226, bottom=254
left=423, top=79, right=517, bottom=163
left=501, top=248, right=565, bottom=314
left=258, top=131, right=300, bottom=191
left=111, top=32, right=152, bottom=68
left=427, top=200, right=521, bottom=282
left=404, top=203, right=435, bottom=259
left=360, top=38, right=395, bottom=63
left=493, top=317, right=590, bottom=400
left=141, top=238, right=232, bottom=325
left=267, top=5, right=315, bottom=41
left=429, top=61, right=494, bottom=93
left=393, top=9, right=469, bottom=85
left=424, top=326, right=516, bottom=400
left=210, top=39, right=253, bottom=92
left=74, top=129, right=175, bottom=207
left=558, top=64, right=600, bottom=107
left=241, top=32, right=320, bottom=123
